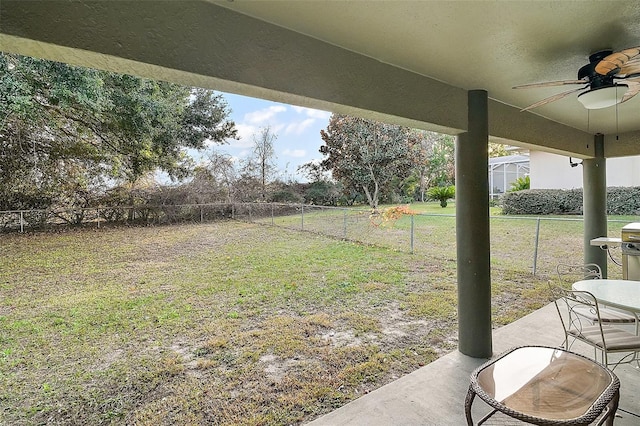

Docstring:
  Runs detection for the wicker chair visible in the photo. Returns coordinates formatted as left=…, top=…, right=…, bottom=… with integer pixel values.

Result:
left=550, top=286, right=640, bottom=370
left=556, top=263, right=638, bottom=333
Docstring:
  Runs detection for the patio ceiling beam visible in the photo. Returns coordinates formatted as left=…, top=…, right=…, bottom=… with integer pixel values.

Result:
left=604, top=131, right=640, bottom=157
left=0, top=0, right=594, bottom=156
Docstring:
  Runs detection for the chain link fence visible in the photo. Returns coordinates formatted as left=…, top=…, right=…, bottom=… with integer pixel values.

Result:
left=238, top=205, right=635, bottom=278
left=0, top=203, right=234, bottom=233
left=2, top=202, right=636, bottom=278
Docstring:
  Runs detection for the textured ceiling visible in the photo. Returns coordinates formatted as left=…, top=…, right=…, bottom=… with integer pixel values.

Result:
left=220, top=1, right=640, bottom=135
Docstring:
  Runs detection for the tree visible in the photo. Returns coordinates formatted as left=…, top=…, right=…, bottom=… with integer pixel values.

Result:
left=297, top=160, right=341, bottom=205
left=406, top=130, right=455, bottom=202
left=304, top=180, right=342, bottom=205
left=0, top=53, right=237, bottom=210
left=318, top=114, right=413, bottom=211
left=208, top=150, right=238, bottom=203
left=269, top=178, right=305, bottom=204
left=297, top=160, right=328, bottom=183
left=427, top=185, right=455, bottom=207
left=233, top=174, right=264, bottom=202
left=1, top=54, right=109, bottom=210
left=489, top=142, right=508, bottom=158
left=188, top=150, right=238, bottom=203
left=242, top=126, right=277, bottom=200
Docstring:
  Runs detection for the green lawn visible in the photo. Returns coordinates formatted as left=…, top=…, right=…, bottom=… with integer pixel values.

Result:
left=257, top=202, right=636, bottom=278
left=0, top=206, right=619, bottom=424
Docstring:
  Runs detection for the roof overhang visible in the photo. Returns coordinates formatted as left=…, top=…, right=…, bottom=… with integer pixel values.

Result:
left=1, top=1, right=639, bottom=158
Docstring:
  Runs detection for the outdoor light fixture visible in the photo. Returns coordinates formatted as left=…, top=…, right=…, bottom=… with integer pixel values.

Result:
left=569, top=157, right=582, bottom=168
left=577, top=84, right=628, bottom=109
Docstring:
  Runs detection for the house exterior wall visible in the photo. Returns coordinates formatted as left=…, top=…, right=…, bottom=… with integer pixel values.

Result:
left=530, top=151, right=640, bottom=189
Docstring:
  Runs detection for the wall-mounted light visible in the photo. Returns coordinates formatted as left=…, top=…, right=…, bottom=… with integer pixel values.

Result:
left=569, top=157, right=583, bottom=168
left=577, top=84, right=628, bottom=109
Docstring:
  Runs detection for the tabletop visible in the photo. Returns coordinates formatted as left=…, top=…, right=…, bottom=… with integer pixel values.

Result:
left=466, top=346, right=619, bottom=425
left=572, top=279, right=640, bottom=313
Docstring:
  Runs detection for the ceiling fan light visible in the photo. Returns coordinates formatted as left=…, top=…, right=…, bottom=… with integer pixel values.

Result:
left=577, top=84, right=628, bottom=109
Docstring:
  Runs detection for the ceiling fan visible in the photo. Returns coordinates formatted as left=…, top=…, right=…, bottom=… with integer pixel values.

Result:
left=514, top=46, right=640, bottom=111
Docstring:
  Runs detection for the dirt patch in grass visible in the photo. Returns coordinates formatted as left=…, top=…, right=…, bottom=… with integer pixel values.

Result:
left=0, top=221, right=550, bottom=425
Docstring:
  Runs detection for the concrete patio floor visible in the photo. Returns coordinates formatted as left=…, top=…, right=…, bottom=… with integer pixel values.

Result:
left=307, top=303, right=640, bottom=425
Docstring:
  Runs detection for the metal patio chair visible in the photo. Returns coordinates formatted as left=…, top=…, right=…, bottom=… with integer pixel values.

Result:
left=550, top=286, right=640, bottom=370
left=556, top=263, right=638, bottom=333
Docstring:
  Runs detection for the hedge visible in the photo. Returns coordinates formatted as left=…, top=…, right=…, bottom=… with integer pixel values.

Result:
left=502, top=187, right=640, bottom=215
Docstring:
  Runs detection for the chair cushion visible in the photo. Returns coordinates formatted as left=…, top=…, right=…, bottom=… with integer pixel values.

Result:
left=569, top=325, right=640, bottom=350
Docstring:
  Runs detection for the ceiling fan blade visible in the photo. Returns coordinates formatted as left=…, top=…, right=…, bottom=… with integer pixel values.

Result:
left=616, top=58, right=640, bottom=77
left=620, top=79, right=640, bottom=104
left=513, top=79, right=587, bottom=89
left=520, top=86, right=588, bottom=111
left=595, top=46, right=640, bottom=76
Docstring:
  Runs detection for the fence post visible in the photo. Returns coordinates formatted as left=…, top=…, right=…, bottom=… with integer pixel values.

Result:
left=20, top=211, right=24, bottom=233
left=410, top=215, right=415, bottom=254
left=532, top=217, right=541, bottom=275
left=97, top=208, right=100, bottom=229
left=200, top=206, right=203, bottom=223
left=249, top=204, right=252, bottom=222
left=232, top=203, right=235, bottom=220
left=301, top=204, right=304, bottom=231
left=343, top=208, right=347, bottom=239
left=271, top=203, right=274, bottom=226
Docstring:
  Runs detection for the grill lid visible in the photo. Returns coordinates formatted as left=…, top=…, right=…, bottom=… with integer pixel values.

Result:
left=621, top=223, right=640, bottom=242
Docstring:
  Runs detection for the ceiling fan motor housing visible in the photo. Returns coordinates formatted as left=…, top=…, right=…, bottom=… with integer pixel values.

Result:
left=588, top=49, right=614, bottom=64
left=579, top=60, right=614, bottom=89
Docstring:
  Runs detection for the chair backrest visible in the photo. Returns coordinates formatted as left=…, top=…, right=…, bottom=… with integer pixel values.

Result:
left=556, top=263, right=602, bottom=284
left=550, top=285, right=606, bottom=341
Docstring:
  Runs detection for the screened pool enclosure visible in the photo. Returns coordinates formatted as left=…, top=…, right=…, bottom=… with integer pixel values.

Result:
left=488, top=155, right=530, bottom=199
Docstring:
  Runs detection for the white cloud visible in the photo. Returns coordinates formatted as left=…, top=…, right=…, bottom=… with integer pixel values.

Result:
left=229, top=122, right=288, bottom=148
left=233, top=105, right=288, bottom=148
left=272, top=123, right=286, bottom=135
left=285, top=118, right=316, bottom=136
left=282, top=148, right=307, bottom=158
left=229, top=123, right=259, bottom=148
left=244, top=105, right=287, bottom=124
left=292, top=106, right=332, bottom=119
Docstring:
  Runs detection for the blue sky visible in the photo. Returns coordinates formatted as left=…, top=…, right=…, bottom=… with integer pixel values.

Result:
left=202, top=92, right=332, bottom=182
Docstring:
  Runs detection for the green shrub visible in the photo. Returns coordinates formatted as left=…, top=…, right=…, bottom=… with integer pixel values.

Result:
left=427, top=185, right=455, bottom=208
left=607, top=187, right=640, bottom=215
left=304, top=181, right=341, bottom=205
left=502, top=187, right=640, bottom=215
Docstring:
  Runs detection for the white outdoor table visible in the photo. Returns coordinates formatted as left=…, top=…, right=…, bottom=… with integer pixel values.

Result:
left=572, top=279, right=640, bottom=313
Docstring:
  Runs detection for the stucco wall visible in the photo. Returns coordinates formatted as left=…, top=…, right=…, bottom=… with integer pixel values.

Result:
left=530, top=151, right=640, bottom=189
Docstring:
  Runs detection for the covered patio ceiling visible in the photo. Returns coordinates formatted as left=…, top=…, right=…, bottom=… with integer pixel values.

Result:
left=2, top=1, right=639, bottom=159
